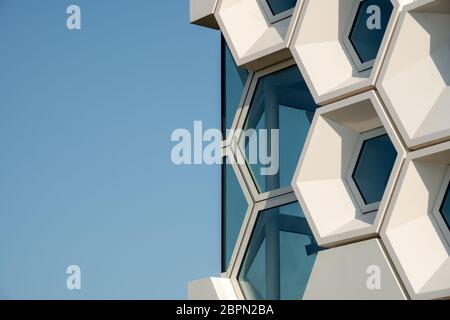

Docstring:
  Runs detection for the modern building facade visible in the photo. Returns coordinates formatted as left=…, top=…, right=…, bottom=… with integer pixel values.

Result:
left=188, top=0, right=450, bottom=300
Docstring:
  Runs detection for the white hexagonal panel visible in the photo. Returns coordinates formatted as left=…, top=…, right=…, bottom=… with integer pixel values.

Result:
left=304, top=239, right=407, bottom=300
left=381, top=141, right=450, bottom=300
left=292, top=91, right=406, bottom=247
left=215, top=0, right=304, bottom=70
left=189, top=277, right=238, bottom=300
left=377, top=0, right=450, bottom=149
left=190, top=0, right=219, bottom=29
left=290, top=0, right=407, bottom=105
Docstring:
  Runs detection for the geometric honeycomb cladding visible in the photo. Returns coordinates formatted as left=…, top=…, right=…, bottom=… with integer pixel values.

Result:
left=377, top=0, right=450, bottom=149
left=381, top=141, right=450, bottom=300
left=290, top=0, right=402, bottom=105
left=292, top=91, right=405, bottom=248
left=189, top=0, right=450, bottom=301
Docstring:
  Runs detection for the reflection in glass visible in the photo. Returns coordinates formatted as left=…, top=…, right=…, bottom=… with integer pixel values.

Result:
left=241, top=66, right=317, bottom=194
left=222, top=37, right=248, bottom=135
left=222, top=162, right=248, bottom=272
left=238, top=202, right=320, bottom=300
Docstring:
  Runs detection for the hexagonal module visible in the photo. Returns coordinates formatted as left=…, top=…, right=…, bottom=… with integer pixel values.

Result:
left=290, top=0, right=404, bottom=105
left=346, top=0, right=394, bottom=71
left=440, top=183, right=450, bottom=229
left=377, top=0, right=450, bottom=149
left=303, top=239, right=407, bottom=300
left=292, top=91, right=405, bottom=247
left=381, top=141, right=450, bottom=300
left=237, top=201, right=319, bottom=300
left=238, top=64, right=317, bottom=198
left=351, top=130, right=397, bottom=211
left=215, top=0, right=303, bottom=71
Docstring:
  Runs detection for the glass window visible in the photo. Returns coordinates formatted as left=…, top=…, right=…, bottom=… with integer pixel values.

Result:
left=222, top=37, right=248, bottom=136
left=440, top=183, right=450, bottom=230
left=348, top=0, right=394, bottom=65
left=241, top=66, right=317, bottom=194
left=222, top=162, right=249, bottom=272
left=265, top=0, right=298, bottom=16
left=238, top=202, right=320, bottom=300
left=352, top=134, right=397, bottom=206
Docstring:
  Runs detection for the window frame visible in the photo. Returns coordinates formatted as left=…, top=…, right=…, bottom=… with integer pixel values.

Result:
left=222, top=147, right=255, bottom=274
left=432, top=166, right=450, bottom=248
left=235, top=58, right=317, bottom=202
left=235, top=59, right=297, bottom=202
left=345, top=127, right=391, bottom=214
left=228, top=192, right=318, bottom=300
left=229, top=193, right=297, bottom=299
left=258, top=0, right=296, bottom=25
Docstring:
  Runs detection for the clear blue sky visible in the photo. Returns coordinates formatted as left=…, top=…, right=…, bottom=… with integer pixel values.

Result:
left=0, top=0, right=221, bottom=299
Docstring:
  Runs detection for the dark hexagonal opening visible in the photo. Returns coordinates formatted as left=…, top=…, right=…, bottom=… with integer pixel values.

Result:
left=352, top=133, right=397, bottom=207
left=265, top=0, right=298, bottom=16
left=439, top=183, right=450, bottom=230
left=348, top=0, right=394, bottom=66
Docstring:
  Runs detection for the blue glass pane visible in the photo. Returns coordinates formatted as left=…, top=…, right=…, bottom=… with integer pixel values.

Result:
left=266, top=0, right=298, bottom=16
left=279, top=201, right=305, bottom=217
left=222, top=38, right=248, bottom=134
left=242, top=66, right=317, bottom=194
left=352, top=134, right=397, bottom=205
left=439, top=183, right=450, bottom=230
left=280, top=231, right=316, bottom=299
left=242, top=238, right=266, bottom=299
left=349, top=0, right=393, bottom=64
left=238, top=202, right=319, bottom=300
left=222, top=162, right=248, bottom=272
